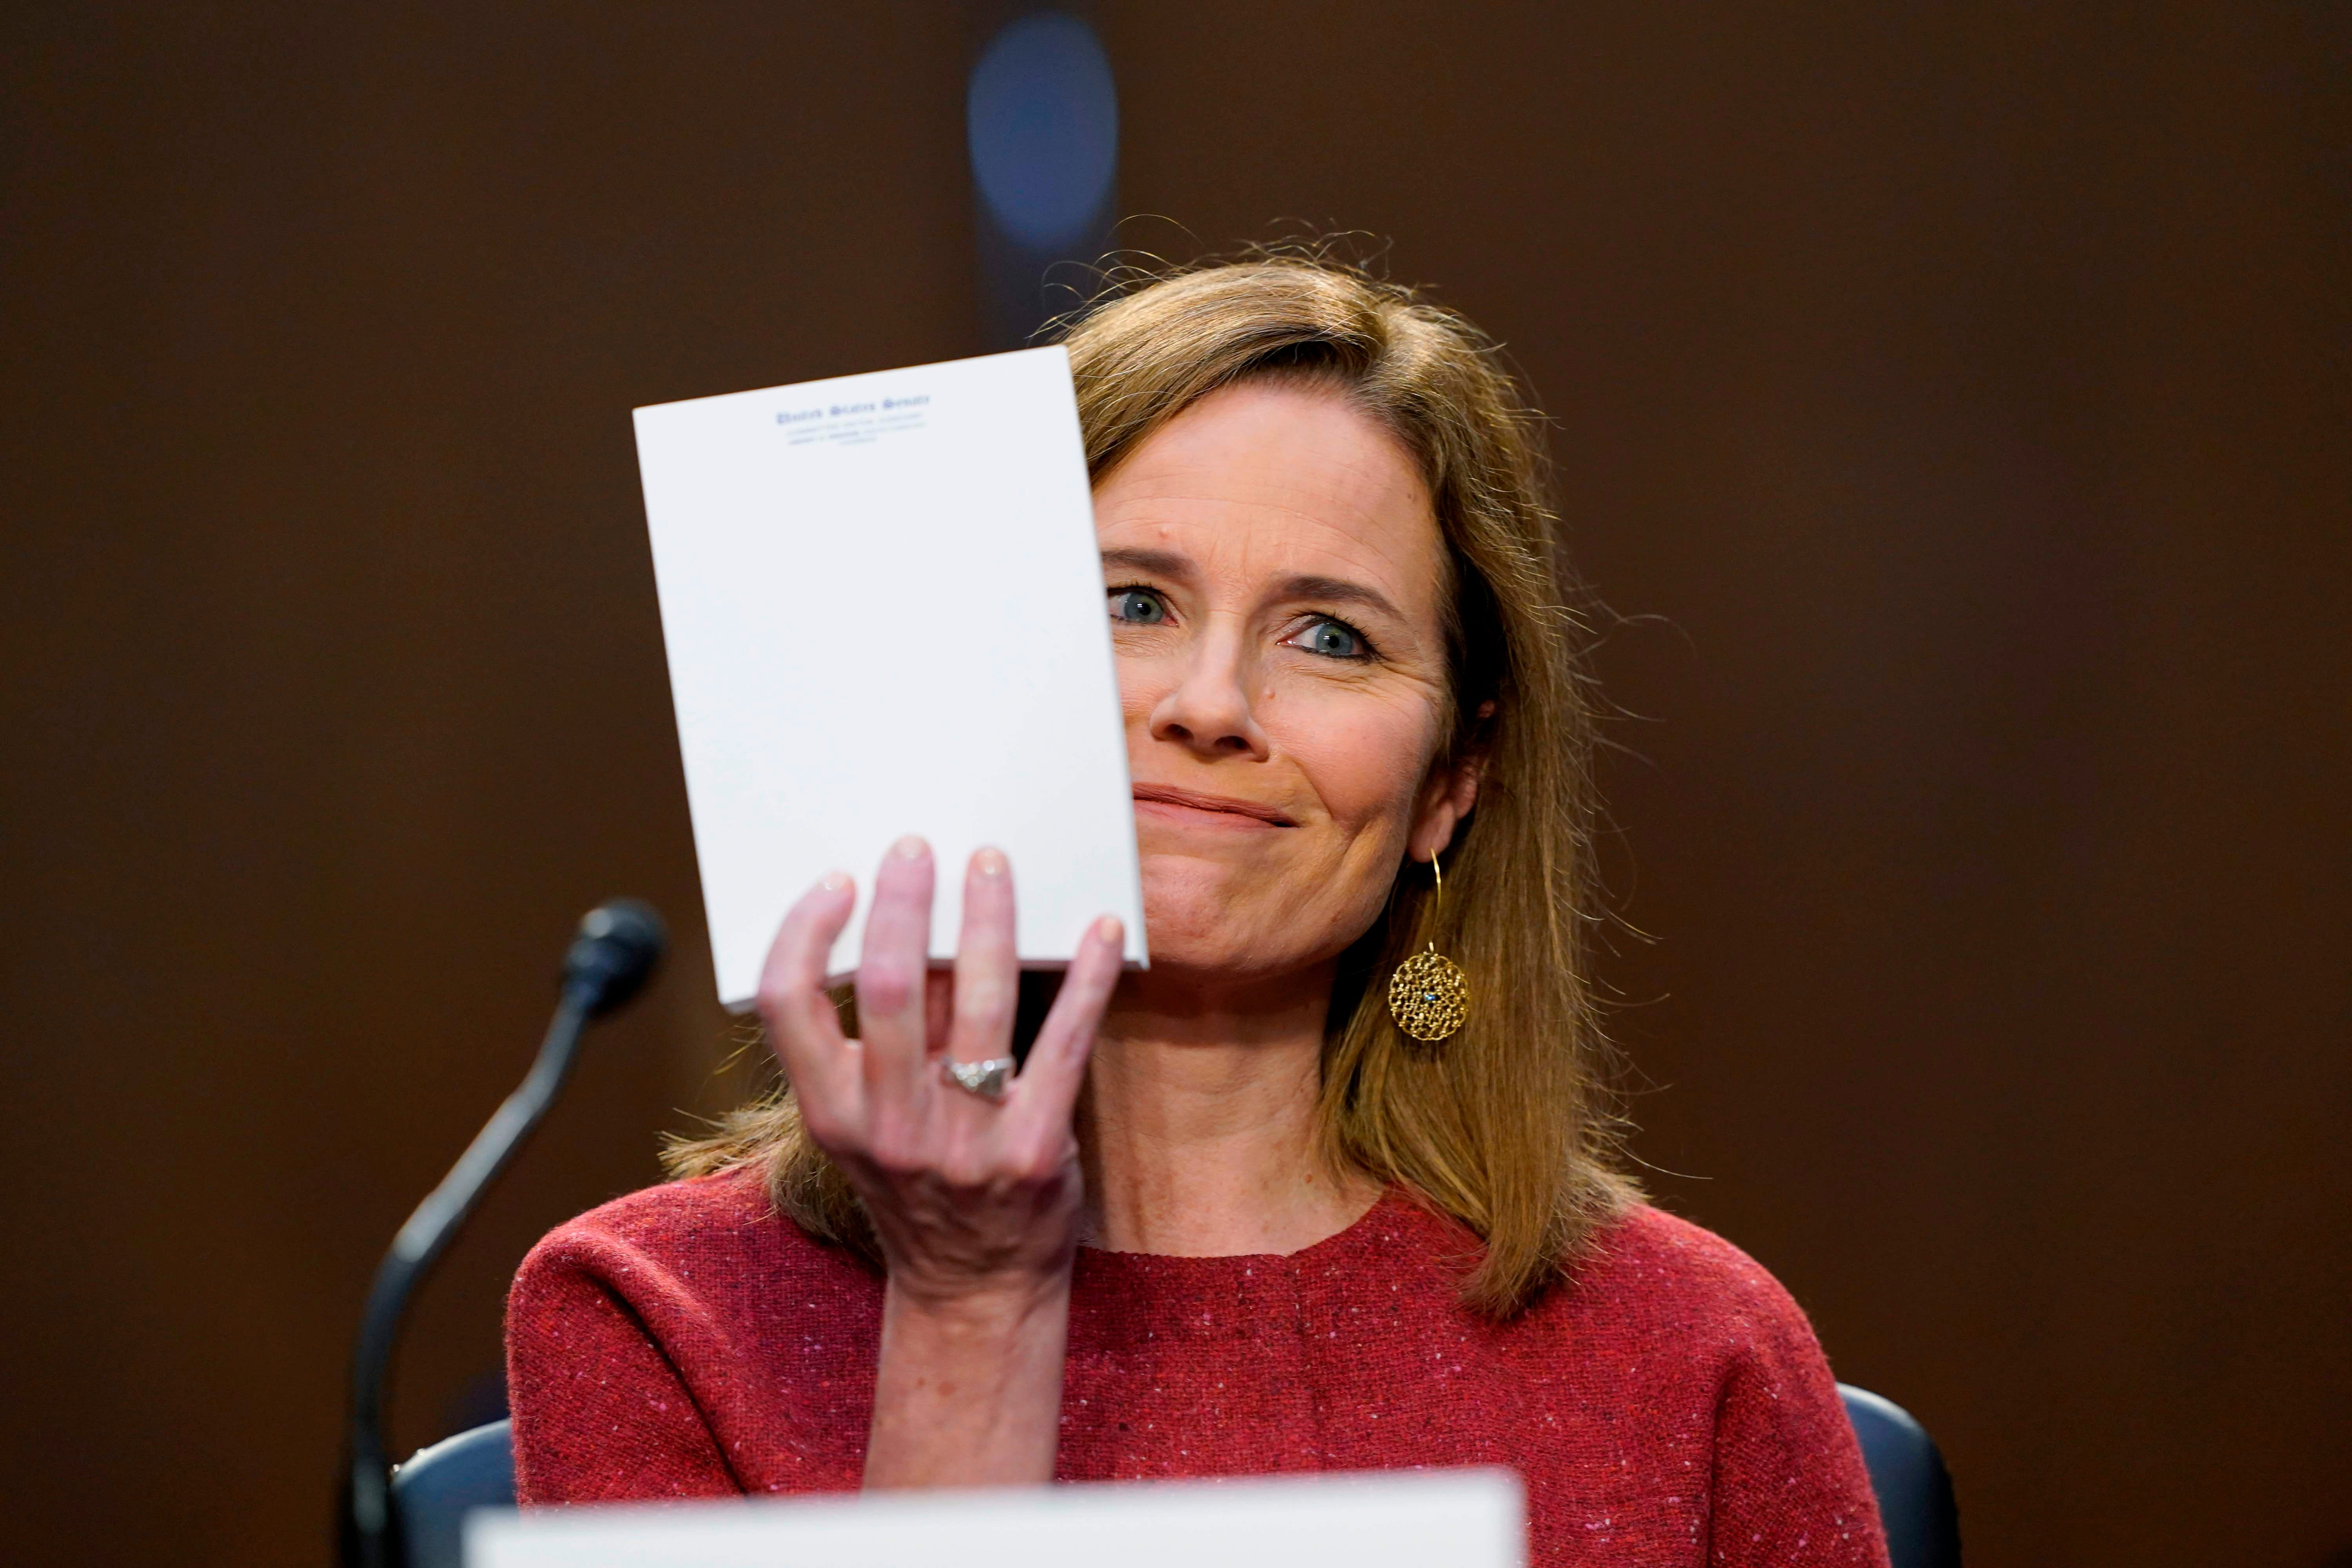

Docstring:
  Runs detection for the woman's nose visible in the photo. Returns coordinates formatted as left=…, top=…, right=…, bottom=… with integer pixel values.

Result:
left=1146, top=626, right=1271, bottom=761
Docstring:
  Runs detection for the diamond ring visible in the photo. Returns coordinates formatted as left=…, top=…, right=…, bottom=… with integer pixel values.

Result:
left=941, top=1057, right=1015, bottom=1100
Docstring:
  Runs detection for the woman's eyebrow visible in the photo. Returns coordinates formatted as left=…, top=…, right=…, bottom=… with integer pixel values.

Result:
left=1273, top=573, right=1405, bottom=624
left=1099, top=546, right=1193, bottom=581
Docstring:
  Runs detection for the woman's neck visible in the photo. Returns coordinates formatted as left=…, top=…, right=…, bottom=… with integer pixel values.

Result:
left=1077, top=962, right=1381, bottom=1257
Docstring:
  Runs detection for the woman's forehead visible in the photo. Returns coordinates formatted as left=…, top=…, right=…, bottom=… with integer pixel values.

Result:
left=1093, top=381, right=1441, bottom=606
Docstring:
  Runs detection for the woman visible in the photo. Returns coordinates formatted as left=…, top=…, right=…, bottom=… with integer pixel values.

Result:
left=508, top=256, right=1890, bottom=1566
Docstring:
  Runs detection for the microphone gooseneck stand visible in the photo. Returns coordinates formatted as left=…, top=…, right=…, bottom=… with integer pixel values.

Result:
left=339, top=900, right=666, bottom=1568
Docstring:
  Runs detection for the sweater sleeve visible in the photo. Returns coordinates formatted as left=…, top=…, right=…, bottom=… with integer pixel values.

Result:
left=504, top=1228, right=742, bottom=1504
left=1705, top=1281, right=1890, bottom=1568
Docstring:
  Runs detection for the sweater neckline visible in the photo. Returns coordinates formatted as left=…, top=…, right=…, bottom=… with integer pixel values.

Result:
left=1073, top=1186, right=1405, bottom=1270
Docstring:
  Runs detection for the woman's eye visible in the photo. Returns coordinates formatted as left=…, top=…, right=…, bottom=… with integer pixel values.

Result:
left=1110, top=588, right=1168, bottom=625
left=1290, top=617, right=1368, bottom=659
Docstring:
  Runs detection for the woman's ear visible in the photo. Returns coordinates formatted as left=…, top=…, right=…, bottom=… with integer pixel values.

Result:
left=1411, top=701, right=1494, bottom=862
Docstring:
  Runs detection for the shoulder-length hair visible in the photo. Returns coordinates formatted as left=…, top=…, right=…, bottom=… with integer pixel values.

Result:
left=667, top=252, right=1634, bottom=1316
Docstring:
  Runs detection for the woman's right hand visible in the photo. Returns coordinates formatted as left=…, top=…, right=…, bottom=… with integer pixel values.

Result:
left=755, top=835, right=1126, bottom=1313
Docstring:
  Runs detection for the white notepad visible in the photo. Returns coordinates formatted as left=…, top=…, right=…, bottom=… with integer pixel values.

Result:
left=468, top=1468, right=1524, bottom=1568
left=633, top=347, right=1147, bottom=1008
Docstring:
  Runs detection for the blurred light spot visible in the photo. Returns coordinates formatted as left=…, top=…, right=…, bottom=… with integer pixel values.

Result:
left=967, top=12, right=1118, bottom=252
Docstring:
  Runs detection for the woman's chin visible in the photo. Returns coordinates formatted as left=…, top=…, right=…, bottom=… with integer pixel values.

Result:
left=1134, top=932, right=1281, bottom=980
left=1133, top=896, right=1289, bottom=980
left=1134, top=878, right=1365, bottom=984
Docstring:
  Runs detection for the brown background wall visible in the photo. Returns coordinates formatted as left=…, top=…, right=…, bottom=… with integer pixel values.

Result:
left=3, top=5, right=2344, bottom=1565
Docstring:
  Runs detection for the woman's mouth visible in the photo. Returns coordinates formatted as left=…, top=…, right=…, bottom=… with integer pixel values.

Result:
left=1131, top=784, right=1298, bottom=829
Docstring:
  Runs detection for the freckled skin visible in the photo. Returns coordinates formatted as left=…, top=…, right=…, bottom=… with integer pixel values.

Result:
left=1094, top=379, right=1477, bottom=983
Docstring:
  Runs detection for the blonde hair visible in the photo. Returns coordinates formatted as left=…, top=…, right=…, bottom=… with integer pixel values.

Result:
left=668, top=252, right=1634, bottom=1315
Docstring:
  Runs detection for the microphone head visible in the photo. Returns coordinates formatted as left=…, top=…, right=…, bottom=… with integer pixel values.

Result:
left=561, top=898, right=667, bottom=1015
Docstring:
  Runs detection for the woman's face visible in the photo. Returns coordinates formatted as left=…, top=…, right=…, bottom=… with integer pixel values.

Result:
left=1094, top=377, right=1478, bottom=982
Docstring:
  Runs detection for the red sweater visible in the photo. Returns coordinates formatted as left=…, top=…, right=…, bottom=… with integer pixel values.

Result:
left=507, top=1171, right=1889, bottom=1566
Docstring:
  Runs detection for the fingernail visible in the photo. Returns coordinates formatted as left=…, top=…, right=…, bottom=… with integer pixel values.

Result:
left=891, top=834, right=929, bottom=860
left=1093, top=915, right=1124, bottom=945
left=818, top=871, right=852, bottom=894
left=973, top=846, right=1008, bottom=878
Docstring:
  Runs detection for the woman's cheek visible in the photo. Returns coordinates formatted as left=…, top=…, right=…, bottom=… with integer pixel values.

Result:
left=1272, top=688, right=1438, bottom=830
left=1114, top=649, right=1174, bottom=722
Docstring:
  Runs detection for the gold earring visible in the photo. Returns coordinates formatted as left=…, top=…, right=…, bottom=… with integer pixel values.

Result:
left=1387, top=850, right=1470, bottom=1043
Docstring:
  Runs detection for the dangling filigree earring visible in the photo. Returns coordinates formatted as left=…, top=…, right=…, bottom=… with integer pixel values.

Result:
left=1387, top=849, right=1470, bottom=1042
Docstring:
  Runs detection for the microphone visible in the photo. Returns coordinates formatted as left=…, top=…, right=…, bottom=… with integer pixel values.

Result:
left=562, top=898, right=666, bottom=1015
left=339, top=899, right=667, bottom=1568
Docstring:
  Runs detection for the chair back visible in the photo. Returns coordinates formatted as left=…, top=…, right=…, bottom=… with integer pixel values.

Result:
left=390, top=1419, right=514, bottom=1568
left=1838, top=1384, right=1962, bottom=1568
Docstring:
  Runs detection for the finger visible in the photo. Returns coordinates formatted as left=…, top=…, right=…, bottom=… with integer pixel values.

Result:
left=855, top=835, right=935, bottom=1112
left=753, top=872, right=858, bottom=1111
left=924, top=970, right=954, bottom=1057
left=947, top=847, right=1019, bottom=1067
left=1003, top=915, right=1124, bottom=1142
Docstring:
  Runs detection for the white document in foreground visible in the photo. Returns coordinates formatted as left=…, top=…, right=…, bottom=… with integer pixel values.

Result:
left=469, top=1468, right=1524, bottom=1568
left=633, top=347, right=1146, bottom=1007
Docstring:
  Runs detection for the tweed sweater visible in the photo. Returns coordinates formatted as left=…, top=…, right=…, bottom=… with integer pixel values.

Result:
left=507, top=1170, right=1889, bottom=1566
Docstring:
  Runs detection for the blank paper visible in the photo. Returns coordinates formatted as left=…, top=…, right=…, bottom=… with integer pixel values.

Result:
left=632, top=347, right=1146, bottom=1008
